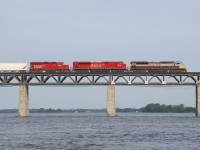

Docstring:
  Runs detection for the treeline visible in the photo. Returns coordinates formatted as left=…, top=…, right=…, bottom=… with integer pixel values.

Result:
left=0, top=108, right=106, bottom=113
left=0, top=109, right=18, bottom=113
left=140, top=103, right=195, bottom=113
left=0, top=104, right=195, bottom=113
left=0, top=108, right=138, bottom=113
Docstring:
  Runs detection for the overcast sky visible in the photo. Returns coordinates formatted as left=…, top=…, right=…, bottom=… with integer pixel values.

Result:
left=0, top=0, right=200, bottom=109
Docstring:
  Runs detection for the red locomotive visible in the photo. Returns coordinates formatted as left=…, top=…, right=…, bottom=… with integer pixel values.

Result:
left=130, top=61, right=187, bottom=72
left=73, top=61, right=126, bottom=70
left=30, top=62, right=69, bottom=72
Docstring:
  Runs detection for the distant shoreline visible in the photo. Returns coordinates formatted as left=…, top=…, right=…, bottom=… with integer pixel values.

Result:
left=0, top=108, right=139, bottom=113
left=0, top=103, right=196, bottom=114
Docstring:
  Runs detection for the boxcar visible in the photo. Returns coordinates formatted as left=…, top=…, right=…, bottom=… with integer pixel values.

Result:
left=73, top=61, right=126, bottom=70
left=30, top=62, right=69, bottom=72
left=130, top=61, right=187, bottom=72
left=0, top=63, right=27, bottom=72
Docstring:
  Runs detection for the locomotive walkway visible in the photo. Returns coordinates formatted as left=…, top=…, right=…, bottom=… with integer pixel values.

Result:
left=1, top=71, right=200, bottom=117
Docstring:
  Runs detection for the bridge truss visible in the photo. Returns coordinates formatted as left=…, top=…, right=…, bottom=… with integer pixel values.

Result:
left=0, top=72, right=200, bottom=86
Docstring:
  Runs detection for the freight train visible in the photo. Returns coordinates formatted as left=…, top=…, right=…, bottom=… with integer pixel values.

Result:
left=0, top=61, right=187, bottom=73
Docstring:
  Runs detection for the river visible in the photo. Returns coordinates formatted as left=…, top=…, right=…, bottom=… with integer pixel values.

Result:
left=0, top=113, right=200, bottom=150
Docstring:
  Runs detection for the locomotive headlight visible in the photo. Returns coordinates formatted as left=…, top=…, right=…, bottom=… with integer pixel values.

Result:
left=179, top=65, right=187, bottom=69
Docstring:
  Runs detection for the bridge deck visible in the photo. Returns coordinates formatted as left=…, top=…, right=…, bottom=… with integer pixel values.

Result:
left=0, top=71, right=199, bottom=85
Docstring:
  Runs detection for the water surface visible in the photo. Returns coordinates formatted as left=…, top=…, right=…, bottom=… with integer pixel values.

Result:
left=0, top=113, right=200, bottom=150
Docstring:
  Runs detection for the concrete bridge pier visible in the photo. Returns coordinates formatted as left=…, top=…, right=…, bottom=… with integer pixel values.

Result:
left=18, top=85, right=29, bottom=117
left=106, top=85, right=116, bottom=117
left=196, top=84, right=200, bottom=117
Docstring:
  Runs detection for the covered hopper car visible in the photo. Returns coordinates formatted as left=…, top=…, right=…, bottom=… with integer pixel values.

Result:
left=0, top=63, right=27, bottom=72
left=130, top=61, right=187, bottom=72
left=73, top=61, right=126, bottom=70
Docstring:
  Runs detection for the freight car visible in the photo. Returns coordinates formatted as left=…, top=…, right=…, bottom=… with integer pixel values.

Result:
left=73, top=61, right=126, bottom=72
left=30, top=62, right=69, bottom=72
left=130, top=61, right=187, bottom=72
left=0, top=63, right=27, bottom=72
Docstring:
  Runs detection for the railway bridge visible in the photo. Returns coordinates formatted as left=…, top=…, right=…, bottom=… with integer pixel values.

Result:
left=0, top=71, right=200, bottom=117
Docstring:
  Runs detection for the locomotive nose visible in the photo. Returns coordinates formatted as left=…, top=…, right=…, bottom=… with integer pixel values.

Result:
left=179, top=65, right=187, bottom=70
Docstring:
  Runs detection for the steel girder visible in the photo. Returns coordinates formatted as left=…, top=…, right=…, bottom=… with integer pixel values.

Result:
left=0, top=72, right=199, bottom=85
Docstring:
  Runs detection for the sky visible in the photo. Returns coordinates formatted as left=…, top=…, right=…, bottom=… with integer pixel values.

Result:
left=0, top=0, right=200, bottom=109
